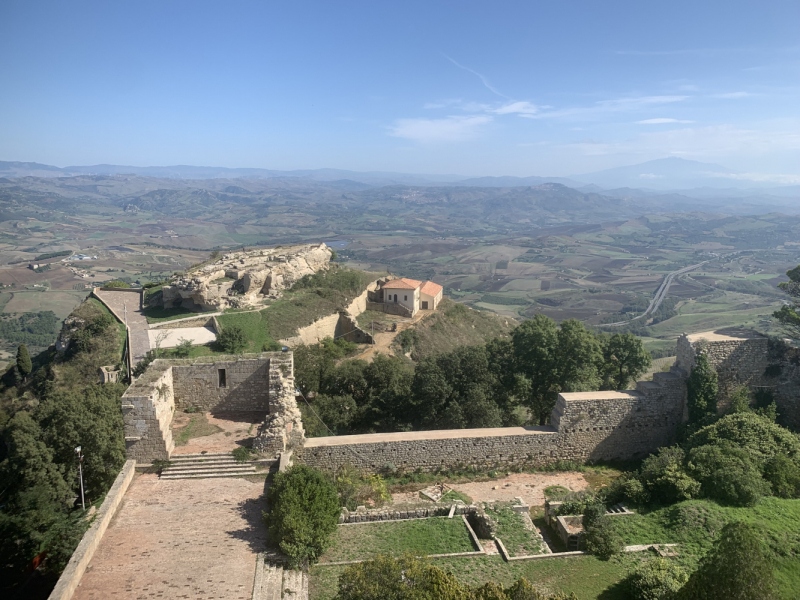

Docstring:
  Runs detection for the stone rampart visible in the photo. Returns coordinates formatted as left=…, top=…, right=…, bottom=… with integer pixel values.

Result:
left=172, top=357, right=271, bottom=412
left=300, top=365, right=686, bottom=473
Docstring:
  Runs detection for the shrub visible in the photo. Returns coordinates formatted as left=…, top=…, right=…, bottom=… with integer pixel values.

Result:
left=217, top=325, right=247, bottom=354
left=638, top=447, right=700, bottom=505
left=763, top=453, right=800, bottom=498
left=624, top=558, right=688, bottom=600
left=173, top=337, right=193, bottom=358
left=232, top=446, right=252, bottom=462
left=687, top=443, right=769, bottom=506
left=103, top=280, right=130, bottom=288
left=686, top=412, right=800, bottom=463
left=686, top=353, right=717, bottom=424
left=581, top=502, right=607, bottom=530
left=677, top=522, right=776, bottom=600
left=583, top=517, right=624, bottom=560
left=265, top=465, right=340, bottom=568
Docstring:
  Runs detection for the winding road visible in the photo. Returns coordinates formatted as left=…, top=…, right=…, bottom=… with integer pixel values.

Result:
left=604, top=260, right=709, bottom=327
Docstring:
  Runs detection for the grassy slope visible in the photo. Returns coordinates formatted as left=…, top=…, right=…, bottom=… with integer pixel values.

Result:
left=402, top=298, right=516, bottom=361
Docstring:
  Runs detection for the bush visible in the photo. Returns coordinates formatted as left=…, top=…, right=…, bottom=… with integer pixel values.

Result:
left=173, top=337, right=193, bottom=358
left=638, top=447, right=700, bottom=505
left=677, top=522, right=776, bottom=600
left=232, top=446, right=252, bottom=462
left=217, top=325, right=247, bottom=354
left=686, top=412, right=800, bottom=463
left=103, top=280, right=130, bottom=288
left=581, top=502, right=607, bottom=530
left=686, top=353, right=717, bottom=424
left=762, top=453, right=800, bottom=499
left=265, top=465, right=340, bottom=568
left=583, top=517, right=624, bottom=560
left=334, top=463, right=392, bottom=510
left=624, top=558, right=688, bottom=600
left=687, top=443, right=769, bottom=506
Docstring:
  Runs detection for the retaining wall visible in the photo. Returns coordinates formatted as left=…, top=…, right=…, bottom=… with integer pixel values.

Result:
left=47, top=460, right=136, bottom=600
left=172, top=357, right=271, bottom=412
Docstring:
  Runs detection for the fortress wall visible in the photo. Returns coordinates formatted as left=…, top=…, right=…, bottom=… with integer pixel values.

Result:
left=300, top=366, right=686, bottom=473
left=171, top=357, right=271, bottom=412
left=122, top=364, right=175, bottom=462
left=280, top=312, right=341, bottom=346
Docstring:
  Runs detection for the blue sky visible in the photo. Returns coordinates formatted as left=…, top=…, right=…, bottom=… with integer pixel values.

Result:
left=1, top=0, right=799, bottom=179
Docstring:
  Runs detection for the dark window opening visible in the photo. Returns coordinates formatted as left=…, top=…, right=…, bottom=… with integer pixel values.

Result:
left=404, top=295, right=408, bottom=301
left=218, top=368, right=227, bottom=388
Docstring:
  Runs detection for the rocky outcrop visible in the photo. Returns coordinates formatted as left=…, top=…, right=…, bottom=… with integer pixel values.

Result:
left=160, top=243, right=332, bottom=311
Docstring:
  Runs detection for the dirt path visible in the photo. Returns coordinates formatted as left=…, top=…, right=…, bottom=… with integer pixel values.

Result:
left=391, top=472, right=589, bottom=507
left=354, top=310, right=433, bottom=362
left=171, top=411, right=266, bottom=455
left=93, top=289, right=151, bottom=364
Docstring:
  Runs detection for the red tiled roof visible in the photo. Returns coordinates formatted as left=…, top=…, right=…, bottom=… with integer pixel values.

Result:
left=383, top=278, right=422, bottom=290
left=420, top=281, right=443, bottom=296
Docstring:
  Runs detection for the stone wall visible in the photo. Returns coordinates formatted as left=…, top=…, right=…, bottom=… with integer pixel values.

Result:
left=300, top=365, right=686, bottom=473
left=47, top=460, right=136, bottom=600
left=678, top=331, right=800, bottom=429
left=172, top=357, right=271, bottom=412
left=121, top=352, right=303, bottom=462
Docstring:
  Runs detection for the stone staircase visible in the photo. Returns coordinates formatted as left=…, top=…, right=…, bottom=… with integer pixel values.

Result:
left=252, top=555, right=308, bottom=600
left=160, top=452, right=257, bottom=479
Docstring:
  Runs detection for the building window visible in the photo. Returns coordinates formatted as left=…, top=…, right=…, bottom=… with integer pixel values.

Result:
left=404, top=295, right=408, bottom=301
left=218, top=368, right=227, bottom=388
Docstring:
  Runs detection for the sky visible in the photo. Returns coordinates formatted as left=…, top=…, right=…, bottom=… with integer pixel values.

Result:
left=1, top=0, right=799, bottom=179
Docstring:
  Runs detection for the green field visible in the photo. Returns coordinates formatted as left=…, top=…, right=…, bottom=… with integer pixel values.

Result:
left=318, top=517, right=476, bottom=564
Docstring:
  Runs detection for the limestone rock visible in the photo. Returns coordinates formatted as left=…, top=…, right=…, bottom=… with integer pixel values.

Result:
left=160, top=243, right=332, bottom=311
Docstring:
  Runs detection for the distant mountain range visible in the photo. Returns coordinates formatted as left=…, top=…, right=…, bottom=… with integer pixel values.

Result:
left=1, top=157, right=798, bottom=200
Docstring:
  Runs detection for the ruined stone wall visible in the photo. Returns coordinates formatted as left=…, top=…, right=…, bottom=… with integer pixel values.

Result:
left=171, top=357, right=270, bottom=412
left=254, top=352, right=305, bottom=455
left=678, top=332, right=800, bottom=429
left=122, top=363, right=175, bottom=462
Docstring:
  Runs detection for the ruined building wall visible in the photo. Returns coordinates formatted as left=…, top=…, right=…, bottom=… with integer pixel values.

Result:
left=171, top=357, right=271, bottom=412
left=121, top=363, right=175, bottom=462
left=677, top=333, right=800, bottom=429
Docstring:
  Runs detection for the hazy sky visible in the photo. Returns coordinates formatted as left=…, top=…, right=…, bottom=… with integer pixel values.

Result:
left=1, top=0, right=799, bottom=178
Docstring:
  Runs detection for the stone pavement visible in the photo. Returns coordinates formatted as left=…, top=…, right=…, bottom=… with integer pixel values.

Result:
left=72, top=473, right=267, bottom=600
left=94, top=289, right=151, bottom=364
left=148, top=326, right=217, bottom=349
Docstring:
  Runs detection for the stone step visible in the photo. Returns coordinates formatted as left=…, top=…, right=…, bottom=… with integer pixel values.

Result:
left=164, top=459, right=242, bottom=469
left=261, top=564, right=283, bottom=600
left=161, top=465, right=255, bottom=476
left=160, top=470, right=258, bottom=480
left=169, top=452, right=234, bottom=460
left=281, top=568, right=307, bottom=599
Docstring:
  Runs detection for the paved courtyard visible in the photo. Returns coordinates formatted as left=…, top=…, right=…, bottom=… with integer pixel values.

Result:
left=73, top=473, right=267, bottom=600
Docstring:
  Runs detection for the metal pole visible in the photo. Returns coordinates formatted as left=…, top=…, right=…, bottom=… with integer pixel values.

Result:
left=76, top=447, right=85, bottom=511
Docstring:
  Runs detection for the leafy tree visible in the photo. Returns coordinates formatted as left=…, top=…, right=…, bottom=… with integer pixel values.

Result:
left=677, top=522, right=777, bottom=600
left=174, top=337, right=193, bottom=358
left=512, top=316, right=602, bottom=425
left=581, top=502, right=607, bottom=530
left=638, top=447, right=701, bottom=504
left=217, top=325, right=248, bottom=353
left=583, top=516, right=624, bottom=560
left=686, top=412, right=800, bottom=464
left=265, top=465, right=340, bottom=568
left=301, top=393, right=357, bottom=437
left=624, top=557, right=688, bottom=600
left=600, top=332, right=652, bottom=390
left=687, top=442, right=769, bottom=506
left=16, top=343, right=32, bottom=381
left=763, top=453, right=800, bottom=498
left=728, top=386, right=751, bottom=414
left=773, top=264, right=800, bottom=340
left=686, top=353, right=718, bottom=424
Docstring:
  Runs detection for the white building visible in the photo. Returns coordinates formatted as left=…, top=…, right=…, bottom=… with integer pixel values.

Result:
left=379, top=277, right=443, bottom=315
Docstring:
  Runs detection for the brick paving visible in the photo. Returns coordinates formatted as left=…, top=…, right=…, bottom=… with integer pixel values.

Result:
left=73, top=473, right=267, bottom=600
left=94, top=289, right=151, bottom=364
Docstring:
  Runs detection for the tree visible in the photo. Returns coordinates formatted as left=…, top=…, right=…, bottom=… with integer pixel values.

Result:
left=686, top=353, right=718, bottom=424
left=16, top=343, right=32, bottom=381
left=624, top=558, right=688, bottom=600
left=512, top=316, right=603, bottom=425
left=174, top=337, right=193, bottom=358
left=217, top=325, right=248, bottom=354
left=763, top=453, right=800, bottom=498
left=600, top=333, right=652, bottom=390
left=773, top=264, right=800, bottom=340
left=265, top=465, right=340, bottom=568
left=678, top=522, right=776, bottom=600
left=638, top=447, right=700, bottom=504
left=583, top=516, right=624, bottom=560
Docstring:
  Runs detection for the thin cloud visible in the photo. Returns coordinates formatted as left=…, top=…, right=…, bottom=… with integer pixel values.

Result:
left=441, top=54, right=509, bottom=99
left=637, top=118, right=695, bottom=124
left=493, top=101, right=540, bottom=116
left=388, top=115, right=493, bottom=143
left=713, top=91, right=753, bottom=99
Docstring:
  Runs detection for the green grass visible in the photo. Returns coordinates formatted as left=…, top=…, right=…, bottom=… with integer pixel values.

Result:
left=544, top=485, right=571, bottom=500
left=216, top=310, right=279, bottom=351
left=142, top=305, right=200, bottom=323
left=441, top=489, right=473, bottom=504
left=606, top=498, right=800, bottom=599
left=318, top=517, right=476, bottom=564
left=173, top=412, right=223, bottom=446
left=486, top=504, right=544, bottom=556
left=310, top=554, right=635, bottom=600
